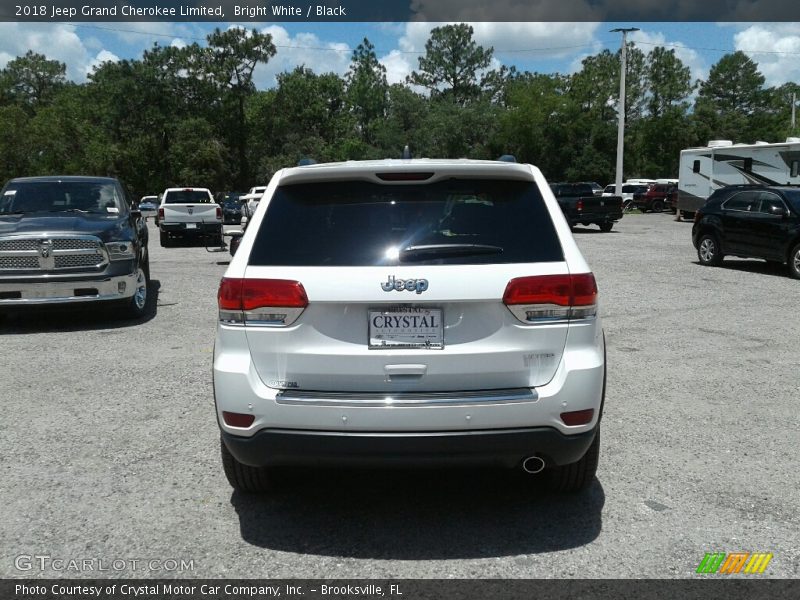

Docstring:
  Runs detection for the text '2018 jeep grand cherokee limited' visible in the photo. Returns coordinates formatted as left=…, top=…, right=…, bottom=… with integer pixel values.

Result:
left=0, top=176, right=149, bottom=318
left=214, top=159, right=606, bottom=493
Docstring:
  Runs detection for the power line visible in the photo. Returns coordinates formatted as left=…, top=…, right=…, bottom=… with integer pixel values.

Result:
left=61, top=22, right=800, bottom=58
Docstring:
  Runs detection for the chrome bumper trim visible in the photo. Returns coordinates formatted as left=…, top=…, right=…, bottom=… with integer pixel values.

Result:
left=275, top=388, right=538, bottom=408
left=0, top=272, right=138, bottom=305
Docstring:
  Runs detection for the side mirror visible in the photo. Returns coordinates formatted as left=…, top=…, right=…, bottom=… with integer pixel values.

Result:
left=768, top=205, right=788, bottom=217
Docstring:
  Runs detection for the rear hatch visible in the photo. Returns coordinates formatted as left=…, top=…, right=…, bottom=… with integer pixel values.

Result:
left=240, top=177, right=573, bottom=393
left=162, top=189, right=218, bottom=224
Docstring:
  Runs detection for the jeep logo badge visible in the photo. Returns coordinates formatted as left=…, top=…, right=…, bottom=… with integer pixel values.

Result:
left=381, top=275, right=429, bottom=294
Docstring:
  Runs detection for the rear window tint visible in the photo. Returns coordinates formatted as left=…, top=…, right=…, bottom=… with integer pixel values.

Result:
left=163, top=190, right=211, bottom=204
left=248, top=179, right=564, bottom=266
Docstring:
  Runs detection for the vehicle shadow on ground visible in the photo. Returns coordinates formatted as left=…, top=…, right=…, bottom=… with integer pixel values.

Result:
left=0, top=279, right=161, bottom=333
left=231, top=469, right=604, bottom=559
left=571, top=227, right=619, bottom=234
left=694, top=260, right=789, bottom=278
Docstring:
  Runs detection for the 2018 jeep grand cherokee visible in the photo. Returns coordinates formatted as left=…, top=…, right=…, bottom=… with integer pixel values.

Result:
left=213, top=159, right=606, bottom=493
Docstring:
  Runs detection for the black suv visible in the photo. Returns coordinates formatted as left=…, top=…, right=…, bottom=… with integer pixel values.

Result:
left=692, top=185, right=800, bottom=279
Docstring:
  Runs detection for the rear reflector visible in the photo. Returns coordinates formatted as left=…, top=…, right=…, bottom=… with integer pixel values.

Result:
left=218, top=278, right=308, bottom=326
left=560, top=409, right=594, bottom=426
left=503, top=273, right=597, bottom=323
left=376, top=172, right=434, bottom=181
left=222, top=411, right=255, bottom=428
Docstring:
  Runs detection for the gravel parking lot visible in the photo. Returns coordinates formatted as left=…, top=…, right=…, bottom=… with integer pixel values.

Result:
left=1, top=214, right=798, bottom=579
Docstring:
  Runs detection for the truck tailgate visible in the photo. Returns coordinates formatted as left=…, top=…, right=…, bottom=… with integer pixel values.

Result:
left=162, top=204, right=219, bottom=224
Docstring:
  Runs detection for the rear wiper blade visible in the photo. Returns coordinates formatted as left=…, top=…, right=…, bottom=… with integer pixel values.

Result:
left=399, top=244, right=504, bottom=261
left=49, top=209, right=103, bottom=214
left=0, top=211, right=26, bottom=215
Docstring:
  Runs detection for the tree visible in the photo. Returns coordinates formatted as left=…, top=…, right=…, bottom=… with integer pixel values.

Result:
left=407, top=24, right=493, bottom=105
left=204, top=27, right=276, bottom=187
left=645, top=46, right=693, bottom=118
left=267, top=66, right=351, bottom=165
left=0, top=50, right=66, bottom=110
left=694, top=51, right=767, bottom=143
left=345, top=38, right=388, bottom=145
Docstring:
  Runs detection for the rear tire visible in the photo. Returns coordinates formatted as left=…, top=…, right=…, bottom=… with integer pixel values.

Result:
left=220, top=437, right=272, bottom=493
left=788, top=242, right=800, bottom=279
left=697, top=233, right=723, bottom=266
left=159, top=230, right=171, bottom=248
left=651, top=200, right=664, bottom=212
left=599, top=222, right=613, bottom=232
left=547, top=429, right=600, bottom=493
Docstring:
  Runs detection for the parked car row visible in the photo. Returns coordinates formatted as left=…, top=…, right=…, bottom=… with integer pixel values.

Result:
left=550, top=182, right=623, bottom=232
left=136, top=186, right=269, bottom=247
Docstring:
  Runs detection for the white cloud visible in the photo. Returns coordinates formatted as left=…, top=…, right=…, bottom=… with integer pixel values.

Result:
left=381, top=22, right=602, bottom=86
left=253, top=25, right=352, bottom=88
left=629, top=29, right=707, bottom=84
left=732, top=24, right=800, bottom=87
left=0, top=23, right=93, bottom=81
left=86, top=50, right=120, bottom=76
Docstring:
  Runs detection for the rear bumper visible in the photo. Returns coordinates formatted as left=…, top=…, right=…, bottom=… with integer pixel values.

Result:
left=221, top=425, right=599, bottom=468
left=160, top=222, right=221, bottom=235
left=567, top=211, right=622, bottom=224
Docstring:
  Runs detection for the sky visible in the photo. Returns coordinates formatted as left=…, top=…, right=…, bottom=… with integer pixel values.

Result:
left=1, top=21, right=800, bottom=90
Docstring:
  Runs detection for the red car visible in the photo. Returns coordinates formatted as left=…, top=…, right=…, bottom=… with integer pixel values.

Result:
left=632, top=183, right=678, bottom=213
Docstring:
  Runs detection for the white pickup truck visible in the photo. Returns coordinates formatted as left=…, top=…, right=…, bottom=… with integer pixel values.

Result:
left=157, top=187, right=222, bottom=247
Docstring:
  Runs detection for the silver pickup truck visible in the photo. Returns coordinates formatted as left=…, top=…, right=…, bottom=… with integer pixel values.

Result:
left=158, top=187, right=222, bottom=247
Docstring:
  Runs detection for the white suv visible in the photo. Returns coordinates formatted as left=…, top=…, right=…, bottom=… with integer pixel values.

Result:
left=213, top=159, right=606, bottom=493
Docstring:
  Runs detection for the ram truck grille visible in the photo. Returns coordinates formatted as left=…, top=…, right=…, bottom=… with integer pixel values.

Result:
left=0, top=236, right=108, bottom=272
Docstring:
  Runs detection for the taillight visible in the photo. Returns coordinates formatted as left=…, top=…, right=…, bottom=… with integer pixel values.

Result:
left=503, top=273, right=597, bottom=323
left=576, top=199, right=584, bottom=211
left=216, top=206, right=222, bottom=220
left=158, top=207, right=164, bottom=220
left=218, top=278, right=308, bottom=326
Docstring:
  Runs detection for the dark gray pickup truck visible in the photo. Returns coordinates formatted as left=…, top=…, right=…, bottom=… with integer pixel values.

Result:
left=549, top=182, right=623, bottom=232
left=0, top=176, right=150, bottom=318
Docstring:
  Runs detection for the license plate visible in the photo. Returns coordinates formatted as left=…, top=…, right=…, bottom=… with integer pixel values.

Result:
left=185, top=223, right=197, bottom=229
left=369, top=307, right=443, bottom=349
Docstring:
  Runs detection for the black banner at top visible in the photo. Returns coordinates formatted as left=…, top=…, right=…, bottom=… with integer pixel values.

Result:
left=2, top=0, right=800, bottom=22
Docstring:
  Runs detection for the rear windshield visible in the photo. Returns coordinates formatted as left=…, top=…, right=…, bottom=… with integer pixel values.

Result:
left=0, top=181, right=123, bottom=214
left=248, top=179, right=564, bottom=266
left=163, top=190, right=211, bottom=204
left=550, top=183, right=592, bottom=197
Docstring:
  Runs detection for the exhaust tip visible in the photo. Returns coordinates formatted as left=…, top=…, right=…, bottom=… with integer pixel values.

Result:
left=522, top=456, right=546, bottom=474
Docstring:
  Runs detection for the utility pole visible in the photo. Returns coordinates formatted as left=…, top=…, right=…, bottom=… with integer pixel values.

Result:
left=611, top=27, right=639, bottom=195
left=792, top=92, right=796, bottom=130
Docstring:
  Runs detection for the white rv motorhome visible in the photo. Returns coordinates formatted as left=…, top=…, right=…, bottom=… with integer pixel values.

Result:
left=677, top=138, right=800, bottom=218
